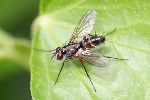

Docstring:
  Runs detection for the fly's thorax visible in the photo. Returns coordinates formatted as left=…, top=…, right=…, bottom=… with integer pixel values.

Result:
left=74, top=48, right=84, bottom=58
left=62, top=43, right=80, bottom=58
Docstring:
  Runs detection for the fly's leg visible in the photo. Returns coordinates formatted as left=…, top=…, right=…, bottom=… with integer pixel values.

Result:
left=88, top=34, right=94, bottom=37
left=54, top=59, right=67, bottom=85
left=103, top=55, right=128, bottom=60
left=105, top=28, right=116, bottom=36
left=80, top=60, right=96, bottom=92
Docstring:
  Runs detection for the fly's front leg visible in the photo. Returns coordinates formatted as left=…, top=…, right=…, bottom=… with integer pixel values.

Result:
left=54, top=59, right=68, bottom=85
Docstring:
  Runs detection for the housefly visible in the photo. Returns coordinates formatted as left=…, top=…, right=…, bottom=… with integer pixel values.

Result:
left=36, top=10, right=127, bottom=92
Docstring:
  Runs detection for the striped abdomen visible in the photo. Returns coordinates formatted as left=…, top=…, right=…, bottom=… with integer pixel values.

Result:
left=81, top=36, right=105, bottom=49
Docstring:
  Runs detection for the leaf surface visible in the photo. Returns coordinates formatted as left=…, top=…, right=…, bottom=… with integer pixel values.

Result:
left=31, top=0, right=150, bottom=99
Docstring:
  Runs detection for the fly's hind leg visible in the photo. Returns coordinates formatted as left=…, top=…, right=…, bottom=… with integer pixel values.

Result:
left=103, top=55, right=128, bottom=60
left=79, top=59, right=96, bottom=92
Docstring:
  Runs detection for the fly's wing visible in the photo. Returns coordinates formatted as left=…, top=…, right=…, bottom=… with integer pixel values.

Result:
left=81, top=50, right=109, bottom=67
left=69, top=10, right=96, bottom=43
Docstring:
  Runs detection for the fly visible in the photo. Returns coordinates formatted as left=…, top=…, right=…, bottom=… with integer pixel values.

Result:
left=36, top=10, right=127, bottom=92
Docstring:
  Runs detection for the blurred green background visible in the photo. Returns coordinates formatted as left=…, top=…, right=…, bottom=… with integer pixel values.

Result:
left=0, top=0, right=39, bottom=99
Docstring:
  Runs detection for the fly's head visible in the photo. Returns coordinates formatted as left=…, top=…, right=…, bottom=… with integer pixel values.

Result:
left=51, top=47, right=63, bottom=60
left=56, top=47, right=63, bottom=60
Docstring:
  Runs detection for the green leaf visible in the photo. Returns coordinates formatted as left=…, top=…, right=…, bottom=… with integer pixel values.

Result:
left=31, top=0, right=150, bottom=99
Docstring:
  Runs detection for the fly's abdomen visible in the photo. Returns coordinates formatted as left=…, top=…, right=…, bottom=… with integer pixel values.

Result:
left=82, top=36, right=105, bottom=49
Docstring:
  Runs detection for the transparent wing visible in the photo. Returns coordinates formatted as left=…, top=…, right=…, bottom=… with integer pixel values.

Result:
left=80, top=50, right=110, bottom=67
left=69, top=10, right=96, bottom=43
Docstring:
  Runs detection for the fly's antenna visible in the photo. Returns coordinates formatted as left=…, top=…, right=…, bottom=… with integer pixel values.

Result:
left=105, top=28, right=116, bottom=37
left=35, top=48, right=56, bottom=59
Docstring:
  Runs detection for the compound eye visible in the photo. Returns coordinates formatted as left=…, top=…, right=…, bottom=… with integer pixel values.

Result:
left=56, top=47, right=61, bottom=52
left=56, top=52, right=63, bottom=60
